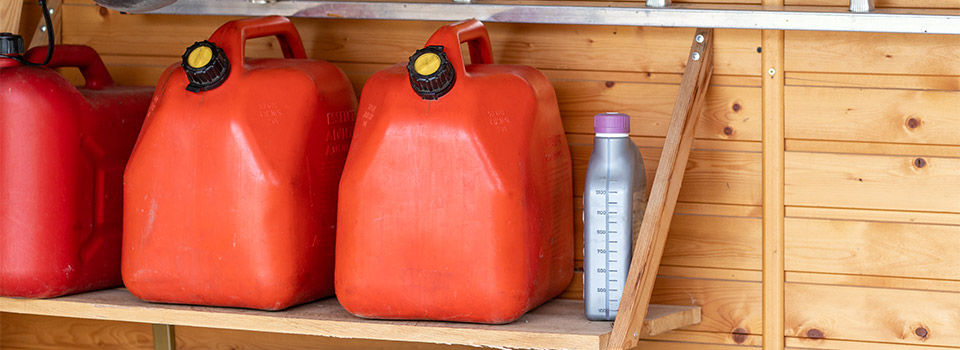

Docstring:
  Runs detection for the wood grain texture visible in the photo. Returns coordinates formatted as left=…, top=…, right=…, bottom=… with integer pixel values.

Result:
left=785, top=86, right=960, bottom=145
left=762, top=27, right=786, bottom=350
left=564, top=268, right=763, bottom=336
left=785, top=283, right=960, bottom=347
left=785, top=151, right=960, bottom=213
left=60, top=3, right=761, bottom=75
left=786, top=139, right=960, bottom=159
left=786, top=72, right=960, bottom=91
left=785, top=271, right=960, bottom=295
left=785, top=31, right=960, bottom=75
left=787, top=337, right=960, bottom=350
left=785, top=217, right=960, bottom=280
left=556, top=81, right=761, bottom=141
left=0, top=289, right=701, bottom=350
left=1, top=0, right=23, bottom=33
left=569, top=135, right=762, bottom=206
left=647, top=329, right=763, bottom=346
left=573, top=201, right=761, bottom=269
left=0, top=312, right=153, bottom=350
left=608, top=28, right=714, bottom=350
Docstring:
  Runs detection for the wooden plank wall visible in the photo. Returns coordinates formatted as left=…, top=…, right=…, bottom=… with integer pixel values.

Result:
left=3, top=0, right=960, bottom=349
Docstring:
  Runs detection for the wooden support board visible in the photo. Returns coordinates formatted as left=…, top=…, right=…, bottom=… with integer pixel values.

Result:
left=607, top=28, right=714, bottom=350
left=0, top=0, right=23, bottom=33
left=0, top=289, right=700, bottom=350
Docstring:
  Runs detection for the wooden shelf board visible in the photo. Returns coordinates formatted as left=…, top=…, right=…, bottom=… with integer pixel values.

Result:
left=0, top=289, right=700, bottom=350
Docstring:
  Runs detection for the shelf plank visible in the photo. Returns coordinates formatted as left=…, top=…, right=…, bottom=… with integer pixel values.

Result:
left=0, top=289, right=700, bottom=350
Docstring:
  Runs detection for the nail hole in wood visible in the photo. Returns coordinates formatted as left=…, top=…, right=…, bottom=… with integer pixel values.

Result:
left=732, top=103, right=741, bottom=112
left=806, top=329, right=824, bottom=339
left=723, top=126, right=734, bottom=136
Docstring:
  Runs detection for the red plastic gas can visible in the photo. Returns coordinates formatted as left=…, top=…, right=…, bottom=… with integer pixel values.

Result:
left=122, top=16, right=357, bottom=310
left=0, top=41, right=152, bottom=298
left=336, top=20, right=573, bottom=324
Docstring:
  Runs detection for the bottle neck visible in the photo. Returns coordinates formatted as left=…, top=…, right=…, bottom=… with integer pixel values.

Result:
left=595, top=132, right=629, bottom=138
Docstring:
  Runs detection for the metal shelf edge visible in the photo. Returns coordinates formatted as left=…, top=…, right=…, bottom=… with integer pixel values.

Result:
left=145, top=1, right=960, bottom=35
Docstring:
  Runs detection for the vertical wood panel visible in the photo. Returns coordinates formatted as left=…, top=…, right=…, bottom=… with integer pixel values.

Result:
left=761, top=28, right=785, bottom=350
left=1, top=0, right=23, bottom=33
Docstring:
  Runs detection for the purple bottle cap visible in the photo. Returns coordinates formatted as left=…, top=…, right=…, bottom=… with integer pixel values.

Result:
left=594, top=112, right=630, bottom=134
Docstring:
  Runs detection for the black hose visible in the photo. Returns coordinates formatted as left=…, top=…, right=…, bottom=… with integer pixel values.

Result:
left=0, top=0, right=55, bottom=66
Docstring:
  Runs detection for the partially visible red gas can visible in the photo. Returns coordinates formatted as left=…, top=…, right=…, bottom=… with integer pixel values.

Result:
left=122, top=16, right=357, bottom=310
left=336, top=20, right=574, bottom=324
left=0, top=37, right=153, bottom=298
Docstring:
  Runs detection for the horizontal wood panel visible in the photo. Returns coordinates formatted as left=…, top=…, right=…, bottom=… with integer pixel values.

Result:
left=786, top=206, right=960, bottom=227
left=786, top=271, right=960, bottom=295
left=0, top=312, right=477, bottom=349
left=562, top=272, right=762, bottom=334
left=647, top=329, right=763, bottom=347
left=785, top=31, right=960, bottom=75
left=71, top=56, right=761, bottom=142
left=636, top=340, right=760, bottom=349
left=573, top=201, right=761, bottom=269
left=785, top=283, right=960, bottom=347
left=788, top=337, right=960, bottom=350
left=663, top=213, right=762, bottom=270
left=571, top=135, right=762, bottom=206
left=786, top=72, right=960, bottom=91
left=0, top=312, right=153, bottom=350
left=786, top=139, right=960, bottom=159
left=785, top=86, right=960, bottom=145
left=0, top=313, right=754, bottom=350
left=557, top=82, right=761, bottom=140
left=652, top=277, right=763, bottom=335
left=61, top=3, right=761, bottom=75
left=785, top=151, right=960, bottom=213
left=785, top=217, right=960, bottom=280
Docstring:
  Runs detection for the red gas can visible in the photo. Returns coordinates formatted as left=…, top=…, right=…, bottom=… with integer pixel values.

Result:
left=122, top=16, right=357, bottom=310
left=336, top=20, right=573, bottom=324
left=0, top=41, right=152, bottom=298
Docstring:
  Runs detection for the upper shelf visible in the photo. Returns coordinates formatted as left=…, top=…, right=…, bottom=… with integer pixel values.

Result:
left=0, top=289, right=700, bottom=350
left=145, top=1, right=960, bottom=35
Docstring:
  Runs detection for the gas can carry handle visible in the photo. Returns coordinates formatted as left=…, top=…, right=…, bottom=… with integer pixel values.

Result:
left=23, top=45, right=114, bottom=90
left=211, top=16, right=308, bottom=69
left=426, top=19, right=494, bottom=74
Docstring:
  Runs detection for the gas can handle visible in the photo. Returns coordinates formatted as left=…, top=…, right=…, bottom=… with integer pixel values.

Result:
left=23, top=45, right=114, bottom=90
left=426, top=19, right=494, bottom=74
left=211, top=16, right=308, bottom=68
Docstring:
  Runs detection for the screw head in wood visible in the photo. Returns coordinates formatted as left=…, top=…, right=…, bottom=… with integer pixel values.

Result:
left=692, top=52, right=701, bottom=61
left=696, top=34, right=704, bottom=43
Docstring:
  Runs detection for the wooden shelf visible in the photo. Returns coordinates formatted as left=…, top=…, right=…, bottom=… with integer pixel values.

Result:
left=0, top=289, right=700, bottom=350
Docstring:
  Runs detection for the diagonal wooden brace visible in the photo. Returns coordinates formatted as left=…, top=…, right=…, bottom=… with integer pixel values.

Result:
left=605, top=28, right=714, bottom=350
